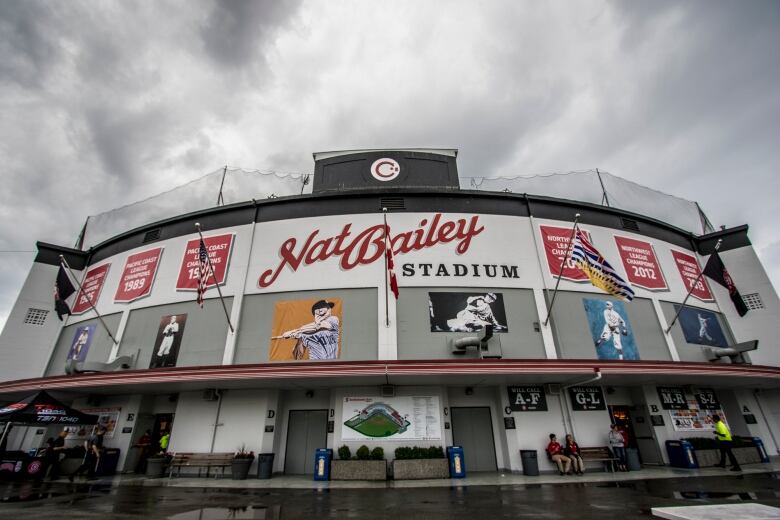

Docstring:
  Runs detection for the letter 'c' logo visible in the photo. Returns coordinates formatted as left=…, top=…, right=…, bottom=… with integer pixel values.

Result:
left=370, top=158, right=400, bottom=182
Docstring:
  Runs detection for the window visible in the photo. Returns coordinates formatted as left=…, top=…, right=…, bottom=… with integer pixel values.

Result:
left=742, top=293, right=764, bottom=310
left=24, top=308, right=49, bottom=325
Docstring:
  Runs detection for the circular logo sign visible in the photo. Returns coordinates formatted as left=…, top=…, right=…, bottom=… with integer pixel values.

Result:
left=370, top=158, right=401, bottom=182
left=26, top=460, right=42, bottom=475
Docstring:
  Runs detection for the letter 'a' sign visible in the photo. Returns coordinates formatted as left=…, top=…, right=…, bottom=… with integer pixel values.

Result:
left=176, top=233, right=235, bottom=290
left=568, top=386, right=606, bottom=411
left=657, top=386, right=688, bottom=410
left=507, top=386, right=547, bottom=411
left=694, top=388, right=721, bottom=410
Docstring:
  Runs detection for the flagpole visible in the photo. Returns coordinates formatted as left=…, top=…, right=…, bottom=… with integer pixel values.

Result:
left=665, top=239, right=722, bottom=334
left=195, top=223, right=235, bottom=333
left=382, top=208, right=390, bottom=328
left=543, top=213, right=580, bottom=327
left=59, top=255, right=118, bottom=345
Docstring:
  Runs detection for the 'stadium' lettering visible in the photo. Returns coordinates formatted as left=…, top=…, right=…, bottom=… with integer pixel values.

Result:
left=258, top=214, right=485, bottom=288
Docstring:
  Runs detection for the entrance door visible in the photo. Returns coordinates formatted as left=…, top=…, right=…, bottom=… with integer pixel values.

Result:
left=451, top=407, right=497, bottom=472
left=630, top=405, right=664, bottom=465
left=284, top=410, right=328, bottom=475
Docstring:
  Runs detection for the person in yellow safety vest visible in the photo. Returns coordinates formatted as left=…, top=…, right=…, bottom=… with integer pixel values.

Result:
left=159, top=431, right=170, bottom=454
left=712, top=414, right=741, bottom=471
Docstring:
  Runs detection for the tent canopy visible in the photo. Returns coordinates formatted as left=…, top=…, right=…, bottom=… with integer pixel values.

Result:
left=0, top=390, right=98, bottom=426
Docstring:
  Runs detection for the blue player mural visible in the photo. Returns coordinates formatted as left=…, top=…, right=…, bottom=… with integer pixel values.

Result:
left=583, top=298, right=639, bottom=360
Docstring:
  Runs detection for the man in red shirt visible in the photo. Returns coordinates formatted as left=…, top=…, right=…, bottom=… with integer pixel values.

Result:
left=546, top=433, right=572, bottom=475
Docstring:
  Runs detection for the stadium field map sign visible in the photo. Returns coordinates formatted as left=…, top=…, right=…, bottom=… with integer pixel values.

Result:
left=341, top=396, right=441, bottom=441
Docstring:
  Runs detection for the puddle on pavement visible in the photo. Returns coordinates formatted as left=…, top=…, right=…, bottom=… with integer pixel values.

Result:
left=168, top=506, right=280, bottom=519
left=675, top=491, right=756, bottom=501
left=1, top=481, right=111, bottom=502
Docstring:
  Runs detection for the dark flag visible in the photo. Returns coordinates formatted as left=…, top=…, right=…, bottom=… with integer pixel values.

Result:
left=703, top=252, right=749, bottom=317
left=196, top=239, right=210, bottom=307
left=54, top=264, right=76, bottom=320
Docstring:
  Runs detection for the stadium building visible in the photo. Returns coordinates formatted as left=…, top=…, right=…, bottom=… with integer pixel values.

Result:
left=1, top=148, right=779, bottom=477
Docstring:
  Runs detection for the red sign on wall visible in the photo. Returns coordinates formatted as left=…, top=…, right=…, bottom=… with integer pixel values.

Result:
left=671, top=250, right=713, bottom=301
left=176, top=233, right=234, bottom=290
left=72, top=264, right=111, bottom=314
left=614, top=236, right=668, bottom=290
left=114, top=247, right=163, bottom=303
left=540, top=225, right=589, bottom=281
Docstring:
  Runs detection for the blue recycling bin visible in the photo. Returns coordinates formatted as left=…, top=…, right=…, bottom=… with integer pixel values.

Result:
left=313, top=448, right=332, bottom=481
left=447, top=446, right=466, bottom=478
left=753, top=437, right=770, bottom=463
left=665, top=440, right=698, bottom=468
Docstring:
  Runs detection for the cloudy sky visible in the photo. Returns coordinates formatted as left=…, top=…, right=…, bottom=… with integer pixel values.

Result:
left=1, top=0, right=778, bottom=331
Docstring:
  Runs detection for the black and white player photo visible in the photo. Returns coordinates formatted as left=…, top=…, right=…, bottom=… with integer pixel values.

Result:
left=149, top=313, right=187, bottom=368
left=428, top=292, right=509, bottom=333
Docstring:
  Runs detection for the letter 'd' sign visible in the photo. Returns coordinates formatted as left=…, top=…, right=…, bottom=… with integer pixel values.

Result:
left=568, top=386, right=606, bottom=411
left=507, top=386, right=547, bottom=412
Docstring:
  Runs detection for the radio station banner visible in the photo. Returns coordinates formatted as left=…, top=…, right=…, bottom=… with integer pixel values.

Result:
left=67, top=324, right=95, bottom=362
left=269, top=298, right=342, bottom=361
left=614, top=236, right=668, bottom=290
left=176, top=233, right=235, bottom=290
left=671, top=250, right=713, bottom=301
left=674, top=306, right=728, bottom=348
left=507, top=385, right=548, bottom=411
left=694, top=388, right=721, bottom=411
left=568, top=386, right=606, bottom=411
left=540, top=225, right=589, bottom=281
left=657, top=386, right=688, bottom=410
left=341, top=396, right=441, bottom=441
left=71, top=263, right=111, bottom=314
left=583, top=298, right=639, bottom=360
left=150, top=314, right=187, bottom=369
left=114, top=247, right=163, bottom=303
left=669, top=396, right=727, bottom=432
left=428, top=292, right=508, bottom=332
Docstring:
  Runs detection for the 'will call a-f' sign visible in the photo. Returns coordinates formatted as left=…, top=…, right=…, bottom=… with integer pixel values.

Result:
left=568, top=386, right=606, bottom=411
left=507, top=386, right=548, bottom=412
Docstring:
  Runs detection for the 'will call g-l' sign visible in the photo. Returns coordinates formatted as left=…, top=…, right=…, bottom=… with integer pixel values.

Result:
left=657, top=386, right=688, bottom=410
left=507, top=386, right=548, bottom=411
left=568, top=386, right=606, bottom=411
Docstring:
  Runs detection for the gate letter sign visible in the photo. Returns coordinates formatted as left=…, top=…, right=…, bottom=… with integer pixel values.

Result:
left=694, top=388, right=721, bottom=411
left=568, top=386, right=606, bottom=411
left=507, top=386, right=548, bottom=412
left=657, top=386, right=688, bottom=410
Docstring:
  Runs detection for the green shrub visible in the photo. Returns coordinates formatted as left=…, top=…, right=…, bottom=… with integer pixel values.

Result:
left=394, top=445, right=445, bottom=459
left=370, top=447, right=385, bottom=460
left=337, top=445, right=352, bottom=460
left=356, top=445, right=371, bottom=460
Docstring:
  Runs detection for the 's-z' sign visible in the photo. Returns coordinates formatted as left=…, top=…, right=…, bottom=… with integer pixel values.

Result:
left=568, top=386, right=606, bottom=411
left=694, top=388, right=721, bottom=411
left=507, top=386, right=548, bottom=412
left=657, top=386, right=688, bottom=410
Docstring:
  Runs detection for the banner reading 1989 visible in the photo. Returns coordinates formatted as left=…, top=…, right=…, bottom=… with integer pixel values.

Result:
left=114, top=247, right=163, bottom=303
left=176, top=233, right=234, bottom=290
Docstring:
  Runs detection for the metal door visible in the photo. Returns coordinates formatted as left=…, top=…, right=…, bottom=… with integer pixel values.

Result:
left=631, top=405, right=664, bottom=465
left=451, top=407, right=497, bottom=472
left=284, top=410, right=328, bottom=475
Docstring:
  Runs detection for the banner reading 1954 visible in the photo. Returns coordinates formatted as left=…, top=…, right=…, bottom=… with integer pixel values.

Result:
left=176, top=233, right=235, bottom=290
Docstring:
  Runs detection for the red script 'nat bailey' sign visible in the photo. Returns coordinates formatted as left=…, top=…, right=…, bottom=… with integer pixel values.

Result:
left=258, top=214, right=484, bottom=288
left=176, top=233, right=235, bottom=290
left=114, top=247, right=163, bottom=303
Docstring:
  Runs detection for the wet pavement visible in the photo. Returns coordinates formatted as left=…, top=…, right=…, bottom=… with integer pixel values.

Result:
left=2, top=472, right=780, bottom=519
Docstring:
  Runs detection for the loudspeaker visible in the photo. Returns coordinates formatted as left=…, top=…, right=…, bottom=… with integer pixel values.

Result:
left=545, top=383, right=562, bottom=395
left=381, top=385, right=395, bottom=398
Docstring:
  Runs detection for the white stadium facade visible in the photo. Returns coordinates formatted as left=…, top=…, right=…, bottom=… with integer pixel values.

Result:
left=1, top=148, right=779, bottom=477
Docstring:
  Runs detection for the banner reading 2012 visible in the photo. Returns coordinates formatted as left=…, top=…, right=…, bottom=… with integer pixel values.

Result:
left=176, top=233, right=234, bottom=291
left=114, top=247, right=163, bottom=303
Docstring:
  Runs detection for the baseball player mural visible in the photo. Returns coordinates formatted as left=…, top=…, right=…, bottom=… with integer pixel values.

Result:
left=150, top=314, right=187, bottom=368
left=583, top=298, right=639, bottom=360
left=269, top=298, right=343, bottom=361
left=428, top=292, right=509, bottom=333
left=67, top=324, right=96, bottom=362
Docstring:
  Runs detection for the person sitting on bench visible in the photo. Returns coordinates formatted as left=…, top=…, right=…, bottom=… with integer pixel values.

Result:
left=546, top=433, right=572, bottom=475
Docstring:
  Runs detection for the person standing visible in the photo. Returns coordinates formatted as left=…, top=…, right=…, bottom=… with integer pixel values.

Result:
left=159, top=431, right=171, bottom=454
left=608, top=424, right=627, bottom=471
left=69, top=425, right=105, bottom=481
left=713, top=414, right=742, bottom=471
left=546, top=433, right=572, bottom=475
left=564, top=434, right=585, bottom=475
left=134, top=429, right=153, bottom=473
left=48, top=429, right=68, bottom=480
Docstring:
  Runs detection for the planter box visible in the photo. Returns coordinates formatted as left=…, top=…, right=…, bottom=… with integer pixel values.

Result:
left=331, top=460, right=386, bottom=481
left=392, top=459, right=449, bottom=480
left=695, top=447, right=762, bottom=467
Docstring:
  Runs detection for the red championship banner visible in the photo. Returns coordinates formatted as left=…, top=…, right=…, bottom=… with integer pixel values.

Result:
left=72, top=264, right=111, bottom=314
left=114, top=247, right=163, bottom=303
left=540, top=225, right=589, bottom=281
left=176, top=233, right=234, bottom=290
left=614, top=236, right=668, bottom=290
left=671, top=250, right=713, bottom=301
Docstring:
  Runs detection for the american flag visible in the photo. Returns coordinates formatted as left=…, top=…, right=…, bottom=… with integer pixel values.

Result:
left=571, top=229, right=634, bottom=301
left=196, top=239, right=210, bottom=307
left=384, top=223, right=399, bottom=299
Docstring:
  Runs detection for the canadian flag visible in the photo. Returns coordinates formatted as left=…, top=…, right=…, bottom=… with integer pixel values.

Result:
left=384, top=222, right=399, bottom=299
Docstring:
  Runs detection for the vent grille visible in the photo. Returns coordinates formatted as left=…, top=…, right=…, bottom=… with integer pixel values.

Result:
left=620, top=218, right=640, bottom=232
left=380, top=197, right=405, bottom=211
left=143, top=228, right=161, bottom=243
left=743, top=293, right=764, bottom=310
left=24, top=308, right=49, bottom=326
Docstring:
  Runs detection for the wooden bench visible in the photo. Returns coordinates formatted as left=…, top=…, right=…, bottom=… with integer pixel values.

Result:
left=579, top=447, right=619, bottom=473
left=168, top=452, right=234, bottom=479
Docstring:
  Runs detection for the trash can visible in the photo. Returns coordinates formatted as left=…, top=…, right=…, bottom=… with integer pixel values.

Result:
left=313, top=448, right=332, bottom=481
left=626, top=448, right=641, bottom=471
left=447, top=446, right=466, bottom=478
left=95, top=448, right=121, bottom=476
left=520, top=450, right=539, bottom=476
left=145, top=456, right=168, bottom=478
left=257, top=453, right=275, bottom=479
left=665, top=440, right=698, bottom=469
left=753, top=437, right=770, bottom=463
